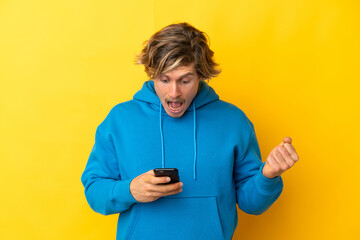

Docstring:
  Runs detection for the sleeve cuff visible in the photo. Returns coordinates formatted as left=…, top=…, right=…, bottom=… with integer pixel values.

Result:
left=113, top=178, right=140, bottom=207
left=255, top=162, right=283, bottom=196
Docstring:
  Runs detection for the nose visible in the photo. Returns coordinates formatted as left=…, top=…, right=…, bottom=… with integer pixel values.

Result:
left=169, top=82, right=181, bottom=98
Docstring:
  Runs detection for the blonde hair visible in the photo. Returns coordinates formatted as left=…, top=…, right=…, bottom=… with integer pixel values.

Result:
left=136, top=22, right=221, bottom=80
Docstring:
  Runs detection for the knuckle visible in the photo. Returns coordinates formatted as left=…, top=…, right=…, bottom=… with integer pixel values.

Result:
left=150, top=178, right=157, bottom=184
left=168, top=186, right=179, bottom=193
left=287, top=160, right=295, bottom=167
left=141, top=176, right=149, bottom=183
left=143, top=184, right=152, bottom=192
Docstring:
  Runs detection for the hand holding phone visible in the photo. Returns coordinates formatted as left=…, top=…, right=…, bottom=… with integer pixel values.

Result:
left=129, top=169, right=182, bottom=203
left=154, top=168, right=180, bottom=185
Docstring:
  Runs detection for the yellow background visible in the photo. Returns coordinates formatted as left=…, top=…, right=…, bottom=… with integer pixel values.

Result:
left=1, top=0, right=359, bottom=239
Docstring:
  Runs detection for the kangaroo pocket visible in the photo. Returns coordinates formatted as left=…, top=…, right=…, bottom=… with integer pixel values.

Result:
left=125, top=196, right=225, bottom=240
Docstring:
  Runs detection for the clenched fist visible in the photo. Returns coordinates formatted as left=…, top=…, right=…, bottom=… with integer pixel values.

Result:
left=262, top=137, right=299, bottom=179
left=130, top=170, right=183, bottom=203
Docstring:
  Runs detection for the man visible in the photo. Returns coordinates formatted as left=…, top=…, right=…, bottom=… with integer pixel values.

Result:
left=81, top=22, right=299, bottom=240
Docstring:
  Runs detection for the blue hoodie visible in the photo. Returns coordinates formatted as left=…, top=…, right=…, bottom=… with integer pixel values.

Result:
left=81, top=80, right=283, bottom=240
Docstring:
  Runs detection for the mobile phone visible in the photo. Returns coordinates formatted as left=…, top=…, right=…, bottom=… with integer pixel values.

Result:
left=154, top=168, right=180, bottom=185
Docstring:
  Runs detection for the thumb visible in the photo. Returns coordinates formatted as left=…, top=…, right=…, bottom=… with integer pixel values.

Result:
left=282, top=137, right=292, bottom=145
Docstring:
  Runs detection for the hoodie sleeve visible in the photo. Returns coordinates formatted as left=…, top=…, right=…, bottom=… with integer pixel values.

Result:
left=234, top=124, right=283, bottom=215
left=81, top=129, right=139, bottom=215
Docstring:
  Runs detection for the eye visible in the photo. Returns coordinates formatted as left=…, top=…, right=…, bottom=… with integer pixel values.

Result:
left=160, top=78, right=169, bottom=83
left=182, top=78, right=191, bottom=84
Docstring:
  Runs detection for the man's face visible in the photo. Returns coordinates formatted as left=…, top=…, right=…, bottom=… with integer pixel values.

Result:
left=154, top=63, right=200, bottom=118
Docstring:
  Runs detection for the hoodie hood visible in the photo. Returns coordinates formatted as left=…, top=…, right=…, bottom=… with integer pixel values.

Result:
left=133, top=80, right=219, bottom=180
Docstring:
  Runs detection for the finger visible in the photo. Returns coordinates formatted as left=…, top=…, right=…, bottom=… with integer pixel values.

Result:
left=277, top=146, right=295, bottom=168
left=161, top=188, right=183, bottom=197
left=150, top=182, right=183, bottom=194
left=283, top=143, right=299, bottom=162
left=266, top=154, right=281, bottom=173
left=273, top=149, right=289, bottom=172
left=147, top=186, right=183, bottom=199
left=142, top=170, right=170, bottom=184
left=150, top=175, right=171, bottom=185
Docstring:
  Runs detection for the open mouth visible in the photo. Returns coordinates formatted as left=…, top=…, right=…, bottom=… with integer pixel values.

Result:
left=167, top=101, right=184, bottom=113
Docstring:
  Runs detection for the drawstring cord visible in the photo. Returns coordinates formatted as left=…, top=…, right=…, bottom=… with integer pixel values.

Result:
left=159, top=104, right=165, bottom=168
left=193, top=102, right=197, bottom=180
left=158, top=101, right=197, bottom=180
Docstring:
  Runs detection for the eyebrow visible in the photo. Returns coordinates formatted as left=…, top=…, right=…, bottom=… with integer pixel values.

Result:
left=161, top=72, right=195, bottom=80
